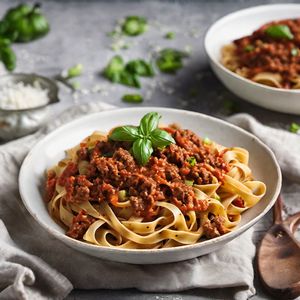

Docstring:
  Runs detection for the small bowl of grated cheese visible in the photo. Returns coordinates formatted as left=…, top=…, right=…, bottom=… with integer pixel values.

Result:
left=0, top=73, right=59, bottom=141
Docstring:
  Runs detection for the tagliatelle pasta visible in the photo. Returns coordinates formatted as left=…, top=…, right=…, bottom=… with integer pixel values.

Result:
left=221, top=18, right=300, bottom=89
left=45, top=123, right=266, bottom=249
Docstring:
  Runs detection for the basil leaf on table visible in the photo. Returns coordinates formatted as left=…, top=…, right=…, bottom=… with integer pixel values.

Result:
left=0, top=46, right=16, bottom=71
left=289, top=122, right=300, bottom=134
left=110, top=126, right=141, bottom=142
left=121, top=71, right=141, bottom=88
left=132, top=138, right=153, bottom=165
left=67, top=64, right=83, bottom=78
left=139, top=112, right=161, bottom=136
left=2, top=3, right=50, bottom=43
left=122, top=94, right=143, bottom=103
left=103, top=55, right=124, bottom=82
left=125, top=59, right=154, bottom=77
left=0, top=38, right=16, bottom=71
left=156, top=48, right=188, bottom=74
left=122, top=16, right=148, bottom=36
left=265, top=24, right=294, bottom=40
left=150, top=128, right=175, bottom=148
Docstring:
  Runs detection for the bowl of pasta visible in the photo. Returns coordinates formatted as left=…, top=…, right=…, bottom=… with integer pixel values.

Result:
left=205, top=4, right=300, bottom=114
left=19, top=107, right=281, bottom=264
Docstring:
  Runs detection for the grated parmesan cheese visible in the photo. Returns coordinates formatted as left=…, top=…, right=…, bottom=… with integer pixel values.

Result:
left=0, top=81, right=49, bottom=110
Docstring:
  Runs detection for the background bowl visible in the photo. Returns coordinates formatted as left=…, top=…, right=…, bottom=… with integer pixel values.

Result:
left=19, top=107, right=281, bottom=264
left=204, top=4, right=300, bottom=115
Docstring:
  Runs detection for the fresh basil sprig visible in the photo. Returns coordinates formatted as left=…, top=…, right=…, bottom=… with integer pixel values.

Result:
left=109, top=112, right=175, bottom=165
left=265, top=24, right=294, bottom=40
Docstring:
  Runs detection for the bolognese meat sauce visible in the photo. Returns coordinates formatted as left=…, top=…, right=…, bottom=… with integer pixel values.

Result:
left=46, top=128, right=230, bottom=239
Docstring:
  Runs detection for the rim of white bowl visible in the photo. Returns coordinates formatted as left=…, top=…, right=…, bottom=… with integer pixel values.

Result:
left=19, top=107, right=282, bottom=254
left=204, top=3, right=300, bottom=94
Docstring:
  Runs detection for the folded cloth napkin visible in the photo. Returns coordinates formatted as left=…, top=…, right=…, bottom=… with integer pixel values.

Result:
left=0, top=103, right=297, bottom=300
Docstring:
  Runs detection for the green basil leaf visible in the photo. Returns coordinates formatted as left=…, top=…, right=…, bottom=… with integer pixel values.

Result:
left=125, top=59, right=154, bottom=77
left=265, top=24, right=294, bottom=40
left=122, top=16, right=148, bottom=36
left=67, top=64, right=83, bottom=78
left=150, top=128, right=175, bottom=148
left=139, top=112, right=161, bottom=136
left=132, top=138, right=153, bottom=165
left=122, top=94, right=143, bottom=103
left=109, top=125, right=140, bottom=141
left=119, top=70, right=141, bottom=88
left=156, top=48, right=188, bottom=74
left=289, top=122, right=300, bottom=133
left=0, top=46, right=16, bottom=71
left=103, top=55, right=124, bottom=81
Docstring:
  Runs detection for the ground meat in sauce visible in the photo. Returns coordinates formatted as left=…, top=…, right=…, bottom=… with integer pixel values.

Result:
left=67, top=210, right=96, bottom=239
left=203, top=216, right=229, bottom=238
left=233, top=19, right=300, bottom=88
left=47, top=128, right=230, bottom=238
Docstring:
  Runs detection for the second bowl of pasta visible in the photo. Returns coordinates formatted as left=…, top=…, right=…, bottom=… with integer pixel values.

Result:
left=205, top=4, right=300, bottom=114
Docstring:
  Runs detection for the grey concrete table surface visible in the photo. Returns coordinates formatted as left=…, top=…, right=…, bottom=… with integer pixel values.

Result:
left=1, top=0, right=299, bottom=299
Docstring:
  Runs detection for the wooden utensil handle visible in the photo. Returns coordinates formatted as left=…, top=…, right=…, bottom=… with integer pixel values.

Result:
left=273, top=195, right=283, bottom=224
left=284, top=212, right=300, bottom=234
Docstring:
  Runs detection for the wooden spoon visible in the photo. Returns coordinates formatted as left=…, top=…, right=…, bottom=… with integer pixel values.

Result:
left=258, top=195, right=300, bottom=299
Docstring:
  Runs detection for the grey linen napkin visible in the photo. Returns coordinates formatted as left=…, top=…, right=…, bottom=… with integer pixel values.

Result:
left=2, top=103, right=294, bottom=300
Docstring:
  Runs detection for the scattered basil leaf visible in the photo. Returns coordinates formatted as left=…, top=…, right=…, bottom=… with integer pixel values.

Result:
left=122, top=94, right=143, bottom=103
left=103, top=55, right=124, bottom=83
left=110, top=125, right=140, bottom=141
left=187, top=156, right=196, bottom=166
left=150, top=128, right=175, bottom=148
left=120, top=70, right=141, bottom=88
left=156, top=48, right=188, bottom=74
left=291, top=48, right=299, bottom=56
left=122, top=16, right=148, bottom=36
left=289, top=122, right=300, bottom=133
left=165, top=32, right=175, bottom=39
left=2, top=3, right=50, bottom=43
left=203, top=137, right=212, bottom=145
left=132, top=138, right=153, bottom=165
left=265, top=24, right=294, bottom=40
left=139, top=112, right=161, bottom=136
left=125, top=59, right=154, bottom=77
left=0, top=45, right=16, bottom=71
left=244, top=45, right=254, bottom=52
left=67, top=64, right=83, bottom=78
left=0, top=37, right=11, bottom=47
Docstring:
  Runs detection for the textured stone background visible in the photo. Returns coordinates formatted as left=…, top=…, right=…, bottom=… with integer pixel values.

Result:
left=0, top=0, right=299, bottom=299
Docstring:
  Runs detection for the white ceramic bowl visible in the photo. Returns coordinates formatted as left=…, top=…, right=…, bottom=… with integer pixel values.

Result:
left=205, top=4, right=300, bottom=115
left=19, top=107, right=281, bottom=264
